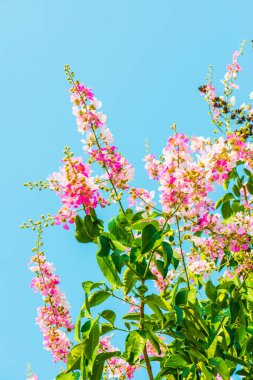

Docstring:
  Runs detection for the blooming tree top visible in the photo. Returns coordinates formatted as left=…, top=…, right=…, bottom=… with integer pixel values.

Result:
left=23, top=42, right=253, bottom=380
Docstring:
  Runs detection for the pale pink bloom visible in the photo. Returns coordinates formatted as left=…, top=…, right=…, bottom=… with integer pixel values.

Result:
left=230, top=96, right=236, bottom=106
left=48, top=156, right=107, bottom=228
left=29, top=252, right=74, bottom=362
left=128, top=187, right=156, bottom=215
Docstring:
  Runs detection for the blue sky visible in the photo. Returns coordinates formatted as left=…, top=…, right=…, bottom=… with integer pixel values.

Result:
left=1, top=0, right=253, bottom=379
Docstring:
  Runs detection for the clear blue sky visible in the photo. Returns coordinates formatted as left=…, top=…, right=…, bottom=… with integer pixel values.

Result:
left=1, top=0, right=253, bottom=379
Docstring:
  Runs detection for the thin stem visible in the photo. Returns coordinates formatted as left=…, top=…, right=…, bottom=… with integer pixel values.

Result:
left=110, top=291, right=140, bottom=308
left=243, top=185, right=251, bottom=216
left=233, top=272, right=249, bottom=300
left=34, top=226, right=61, bottom=327
left=140, top=291, right=154, bottom=380
left=176, top=216, right=190, bottom=290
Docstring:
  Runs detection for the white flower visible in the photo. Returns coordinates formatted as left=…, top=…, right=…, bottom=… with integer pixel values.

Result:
left=230, top=96, right=236, bottom=106
left=91, top=97, right=102, bottom=109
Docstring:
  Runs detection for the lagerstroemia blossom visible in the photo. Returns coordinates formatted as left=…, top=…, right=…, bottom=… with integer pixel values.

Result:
left=28, top=222, right=73, bottom=363
left=24, top=47, right=253, bottom=379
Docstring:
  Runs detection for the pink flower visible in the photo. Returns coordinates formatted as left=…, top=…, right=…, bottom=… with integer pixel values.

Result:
left=99, top=335, right=138, bottom=379
left=48, top=154, right=108, bottom=228
left=29, top=251, right=74, bottom=362
left=89, top=146, right=134, bottom=190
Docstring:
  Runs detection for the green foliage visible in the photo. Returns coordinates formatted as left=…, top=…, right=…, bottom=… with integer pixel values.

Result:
left=75, top=212, right=103, bottom=243
left=96, top=254, right=123, bottom=289
left=41, top=153, right=253, bottom=379
left=123, top=330, right=146, bottom=364
left=56, top=373, right=80, bottom=380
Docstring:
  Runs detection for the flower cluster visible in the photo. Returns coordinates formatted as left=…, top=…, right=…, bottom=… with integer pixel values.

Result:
left=67, top=67, right=134, bottom=194
left=70, top=82, right=106, bottom=133
left=89, top=145, right=134, bottom=190
left=221, top=50, right=242, bottom=94
left=128, top=187, right=156, bottom=216
left=48, top=148, right=108, bottom=229
left=99, top=335, right=165, bottom=379
left=48, top=68, right=134, bottom=228
left=141, top=128, right=253, bottom=285
left=29, top=224, right=73, bottom=362
left=150, top=263, right=177, bottom=292
left=99, top=335, right=137, bottom=379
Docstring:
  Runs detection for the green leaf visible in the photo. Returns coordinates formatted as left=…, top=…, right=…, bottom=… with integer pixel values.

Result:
left=108, top=215, right=133, bottom=246
left=146, top=294, right=171, bottom=311
left=75, top=215, right=93, bottom=243
left=164, top=354, right=189, bottom=368
left=123, top=267, right=138, bottom=295
left=175, top=289, right=188, bottom=306
left=216, top=193, right=234, bottom=209
left=123, top=208, right=134, bottom=221
left=111, top=251, right=129, bottom=273
left=74, top=311, right=82, bottom=343
left=232, top=184, right=240, bottom=197
left=184, top=306, right=209, bottom=336
left=90, top=351, right=121, bottom=380
left=66, top=344, right=84, bottom=372
left=207, top=336, right=218, bottom=359
left=96, top=235, right=111, bottom=257
left=221, top=201, right=232, bottom=219
left=136, top=284, right=148, bottom=295
left=170, top=277, right=185, bottom=305
left=174, top=305, right=183, bottom=325
left=247, top=183, right=253, bottom=195
left=123, top=313, right=141, bottom=320
left=82, top=281, right=94, bottom=294
left=110, top=239, right=126, bottom=252
left=223, top=193, right=235, bottom=202
left=205, top=280, right=217, bottom=301
left=172, top=250, right=179, bottom=270
left=198, top=362, right=213, bottom=380
left=230, top=300, right=240, bottom=324
left=246, top=336, right=253, bottom=352
left=56, top=373, right=80, bottom=380
left=209, top=357, right=230, bottom=380
left=161, top=242, right=173, bottom=277
left=231, top=200, right=244, bottom=213
left=223, top=179, right=229, bottom=191
left=215, top=197, right=223, bottom=209
left=88, top=291, right=111, bottom=308
left=141, top=224, right=162, bottom=254
left=96, top=253, right=123, bottom=289
left=244, top=168, right=251, bottom=176
left=83, top=320, right=100, bottom=360
left=100, top=323, right=114, bottom=335
left=75, top=214, right=103, bottom=243
left=84, top=214, right=103, bottom=238
left=146, top=330, right=162, bottom=355
left=130, top=220, right=160, bottom=231
left=123, top=330, right=146, bottom=364
left=224, top=354, right=247, bottom=367
left=100, top=310, right=116, bottom=324
left=131, top=211, right=145, bottom=223
left=81, top=320, right=91, bottom=336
